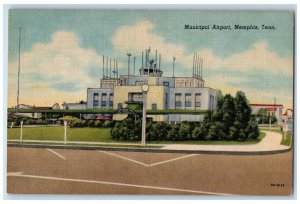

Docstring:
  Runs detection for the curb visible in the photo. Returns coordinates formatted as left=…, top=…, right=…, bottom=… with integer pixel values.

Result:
left=7, top=143, right=292, bottom=155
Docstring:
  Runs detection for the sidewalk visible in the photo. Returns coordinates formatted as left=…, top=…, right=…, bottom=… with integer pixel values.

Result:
left=161, top=131, right=290, bottom=152
left=8, top=131, right=290, bottom=153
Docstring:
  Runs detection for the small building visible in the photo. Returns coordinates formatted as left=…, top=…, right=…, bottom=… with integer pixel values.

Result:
left=87, top=48, right=217, bottom=122
left=250, top=103, right=283, bottom=124
left=62, top=102, right=87, bottom=110
left=15, top=103, right=60, bottom=119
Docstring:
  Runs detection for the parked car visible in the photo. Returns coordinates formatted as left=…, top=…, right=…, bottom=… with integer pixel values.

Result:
left=94, top=116, right=112, bottom=121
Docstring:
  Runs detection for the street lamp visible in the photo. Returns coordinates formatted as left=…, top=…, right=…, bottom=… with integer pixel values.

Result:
left=141, top=84, right=149, bottom=146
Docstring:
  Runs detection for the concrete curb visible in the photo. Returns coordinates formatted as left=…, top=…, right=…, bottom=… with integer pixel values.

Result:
left=7, top=142, right=292, bottom=155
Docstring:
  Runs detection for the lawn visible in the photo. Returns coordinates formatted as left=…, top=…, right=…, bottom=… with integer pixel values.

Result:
left=7, top=126, right=113, bottom=142
left=7, top=126, right=266, bottom=145
left=260, top=126, right=292, bottom=146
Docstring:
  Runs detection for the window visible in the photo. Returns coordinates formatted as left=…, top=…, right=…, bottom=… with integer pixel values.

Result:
left=209, top=95, right=215, bottom=110
left=109, top=93, right=114, bottom=108
left=118, top=103, right=123, bottom=110
left=175, top=93, right=182, bottom=109
left=165, top=93, right=168, bottom=109
left=135, top=81, right=144, bottom=86
left=94, top=93, right=99, bottom=100
left=195, top=93, right=201, bottom=108
left=185, top=93, right=192, bottom=108
left=93, top=93, right=99, bottom=108
left=101, top=93, right=107, bottom=107
left=163, top=81, right=169, bottom=87
left=129, top=93, right=143, bottom=102
left=152, top=104, right=157, bottom=110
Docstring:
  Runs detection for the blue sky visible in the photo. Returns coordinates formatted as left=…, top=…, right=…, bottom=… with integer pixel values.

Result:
left=8, top=10, right=294, bottom=109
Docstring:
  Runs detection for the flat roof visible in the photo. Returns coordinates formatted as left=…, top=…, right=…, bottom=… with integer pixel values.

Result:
left=250, top=104, right=283, bottom=107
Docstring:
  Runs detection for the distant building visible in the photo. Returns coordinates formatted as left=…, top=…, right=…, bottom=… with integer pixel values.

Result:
left=87, top=48, right=217, bottom=122
left=16, top=103, right=60, bottom=119
left=62, top=102, right=87, bottom=110
left=250, top=103, right=283, bottom=124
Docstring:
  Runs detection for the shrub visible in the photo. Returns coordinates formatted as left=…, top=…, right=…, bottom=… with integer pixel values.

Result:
left=104, top=120, right=114, bottom=128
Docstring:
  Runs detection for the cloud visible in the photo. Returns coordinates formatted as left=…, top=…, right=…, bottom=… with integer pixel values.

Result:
left=199, top=42, right=293, bottom=77
left=111, top=20, right=293, bottom=109
left=8, top=31, right=103, bottom=106
left=112, top=20, right=293, bottom=77
left=111, top=20, right=190, bottom=67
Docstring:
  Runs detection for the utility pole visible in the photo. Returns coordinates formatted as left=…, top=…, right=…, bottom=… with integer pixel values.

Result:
left=17, top=27, right=22, bottom=112
left=127, top=53, right=131, bottom=85
left=102, top=55, right=104, bottom=79
left=133, top=56, right=136, bottom=76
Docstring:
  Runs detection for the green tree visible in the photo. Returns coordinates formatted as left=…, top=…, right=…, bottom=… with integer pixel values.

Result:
left=234, top=91, right=252, bottom=140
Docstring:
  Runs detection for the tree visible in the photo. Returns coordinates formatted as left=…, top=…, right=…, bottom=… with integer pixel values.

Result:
left=257, top=108, right=267, bottom=124
left=234, top=91, right=252, bottom=140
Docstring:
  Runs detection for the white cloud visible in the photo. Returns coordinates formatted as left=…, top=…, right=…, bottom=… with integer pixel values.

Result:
left=198, top=42, right=293, bottom=76
left=112, top=20, right=293, bottom=77
left=112, top=20, right=191, bottom=67
left=8, top=31, right=103, bottom=106
left=111, top=20, right=293, bottom=109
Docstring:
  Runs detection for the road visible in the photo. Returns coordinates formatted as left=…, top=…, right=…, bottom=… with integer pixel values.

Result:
left=7, top=147, right=293, bottom=196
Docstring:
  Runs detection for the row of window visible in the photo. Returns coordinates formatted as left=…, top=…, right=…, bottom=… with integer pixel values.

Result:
left=175, top=93, right=202, bottom=108
left=93, top=93, right=113, bottom=108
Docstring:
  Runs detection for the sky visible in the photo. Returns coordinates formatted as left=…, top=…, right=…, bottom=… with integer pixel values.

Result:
left=7, top=10, right=294, bottom=110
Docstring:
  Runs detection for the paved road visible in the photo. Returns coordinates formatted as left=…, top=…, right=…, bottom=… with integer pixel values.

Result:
left=7, top=147, right=293, bottom=196
left=162, top=131, right=290, bottom=151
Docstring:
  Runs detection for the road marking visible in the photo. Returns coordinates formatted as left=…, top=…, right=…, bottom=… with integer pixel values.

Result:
left=7, top=173, right=236, bottom=196
left=97, top=150, right=149, bottom=167
left=46, top=148, right=66, bottom=160
left=148, top=154, right=197, bottom=167
left=7, top=172, right=23, bottom=176
left=97, top=151, right=197, bottom=168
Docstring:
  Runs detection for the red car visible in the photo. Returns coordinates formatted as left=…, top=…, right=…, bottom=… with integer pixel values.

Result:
left=94, top=116, right=112, bottom=121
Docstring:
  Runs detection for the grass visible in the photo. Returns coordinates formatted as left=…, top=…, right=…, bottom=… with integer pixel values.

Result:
left=7, top=126, right=113, bottom=142
left=7, top=141, right=163, bottom=149
left=8, top=126, right=267, bottom=146
left=260, top=126, right=292, bottom=146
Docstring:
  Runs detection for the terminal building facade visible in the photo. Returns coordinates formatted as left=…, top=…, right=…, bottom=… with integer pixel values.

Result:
left=86, top=49, right=217, bottom=122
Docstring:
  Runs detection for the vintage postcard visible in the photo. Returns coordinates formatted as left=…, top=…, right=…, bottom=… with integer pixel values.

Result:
left=6, top=9, right=294, bottom=196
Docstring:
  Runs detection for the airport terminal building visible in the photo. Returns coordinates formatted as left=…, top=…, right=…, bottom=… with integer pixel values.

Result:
left=86, top=49, right=217, bottom=122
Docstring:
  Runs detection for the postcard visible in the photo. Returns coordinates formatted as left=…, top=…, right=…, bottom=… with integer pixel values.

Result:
left=6, top=9, right=294, bottom=196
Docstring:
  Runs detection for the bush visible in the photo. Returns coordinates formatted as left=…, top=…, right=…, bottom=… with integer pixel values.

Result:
left=103, top=120, right=114, bottom=128
left=192, top=123, right=209, bottom=140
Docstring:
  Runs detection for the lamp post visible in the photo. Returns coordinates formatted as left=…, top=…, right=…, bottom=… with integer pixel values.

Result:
left=20, top=121, right=23, bottom=143
left=64, top=121, right=67, bottom=144
left=141, top=84, right=149, bottom=146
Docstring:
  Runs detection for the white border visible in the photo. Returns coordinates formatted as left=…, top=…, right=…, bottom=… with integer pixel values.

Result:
left=1, top=1, right=298, bottom=203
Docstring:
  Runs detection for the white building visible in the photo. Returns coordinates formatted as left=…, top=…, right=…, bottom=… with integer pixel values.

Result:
left=86, top=49, right=217, bottom=122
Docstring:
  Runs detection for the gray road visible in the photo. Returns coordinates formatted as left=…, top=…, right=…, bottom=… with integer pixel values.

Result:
left=6, top=147, right=293, bottom=196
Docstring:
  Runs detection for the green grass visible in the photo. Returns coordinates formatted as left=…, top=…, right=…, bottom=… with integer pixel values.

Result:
left=8, top=126, right=266, bottom=146
left=7, top=126, right=113, bottom=142
left=260, top=127, right=292, bottom=146
left=7, top=141, right=162, bottom=149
